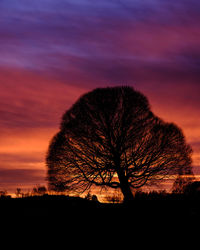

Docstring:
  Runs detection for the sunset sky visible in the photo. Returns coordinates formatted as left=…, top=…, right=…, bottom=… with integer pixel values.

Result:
left=0, top=0, right=200, bottom=195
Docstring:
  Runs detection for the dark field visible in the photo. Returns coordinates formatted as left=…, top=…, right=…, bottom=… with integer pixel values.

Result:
left=1, top=193, right=200, bottom=223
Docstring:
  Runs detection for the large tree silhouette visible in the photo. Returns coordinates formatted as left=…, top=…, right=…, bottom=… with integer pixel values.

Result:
left=46, top=86, right=193, bottom=202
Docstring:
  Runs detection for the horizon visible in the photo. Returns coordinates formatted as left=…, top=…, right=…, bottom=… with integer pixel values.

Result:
left=0, top=0, right=200, bottom=197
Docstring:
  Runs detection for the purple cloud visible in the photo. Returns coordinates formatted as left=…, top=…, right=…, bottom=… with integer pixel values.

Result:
left=0, top=0, right=200, bottom=82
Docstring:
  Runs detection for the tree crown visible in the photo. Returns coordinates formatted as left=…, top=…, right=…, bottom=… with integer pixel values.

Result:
left=46, top=86, right=193, bottom=201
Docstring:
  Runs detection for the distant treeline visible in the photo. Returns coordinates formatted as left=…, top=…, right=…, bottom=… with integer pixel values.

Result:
left=1, top=179, right=200, bottom=204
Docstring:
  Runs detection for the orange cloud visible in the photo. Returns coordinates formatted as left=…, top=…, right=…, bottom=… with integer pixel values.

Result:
left=0, top=68, right=88, bottom=192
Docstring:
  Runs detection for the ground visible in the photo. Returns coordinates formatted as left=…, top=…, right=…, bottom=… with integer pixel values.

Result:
left=1, top=193, right=200, bottom=222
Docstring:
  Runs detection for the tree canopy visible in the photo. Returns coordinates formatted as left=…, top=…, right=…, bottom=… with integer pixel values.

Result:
left=46, top=86, right=193, bottom=202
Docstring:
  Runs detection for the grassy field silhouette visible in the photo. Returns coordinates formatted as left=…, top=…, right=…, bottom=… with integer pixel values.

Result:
left=1, top=192, right=200, bottom=222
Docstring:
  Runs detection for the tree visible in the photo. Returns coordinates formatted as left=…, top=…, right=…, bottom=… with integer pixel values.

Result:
left=105, top=190, right=123, bottom=203
left=15, top=188, right=22, bottom=198
left=172, top=175, right=194, bottom=194
left=32, top=185, right=47, bottom=196
left=0, top=190, right=8, bottom=198
left=46, top=86, right=193, bottom=202
left=183, top=181, right=200, bottom=195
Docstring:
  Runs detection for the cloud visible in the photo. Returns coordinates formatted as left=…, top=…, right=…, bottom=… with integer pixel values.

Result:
left=0, top=0, right=200, bottom=190
left=0, top=68, right=87, bottom=129
left=0, top=126, right=53, bottom=192
left=0, top=0, right=200, bottom=82
left=0, top=169, right=46, bottom=192
left=0, top=68, right=87, bottom=192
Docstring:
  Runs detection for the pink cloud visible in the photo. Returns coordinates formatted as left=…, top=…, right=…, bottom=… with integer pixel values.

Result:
left=0, top=68, right=87, bottom=129
left=0, top=68, right=88, bottom=192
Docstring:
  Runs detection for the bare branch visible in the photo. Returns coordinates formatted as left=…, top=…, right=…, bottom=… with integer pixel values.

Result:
left=46, top=86, right=193, bottom=202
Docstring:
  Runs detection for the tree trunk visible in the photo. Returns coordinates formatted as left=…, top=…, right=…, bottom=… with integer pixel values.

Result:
left=117, top=169, right=134, bottom=203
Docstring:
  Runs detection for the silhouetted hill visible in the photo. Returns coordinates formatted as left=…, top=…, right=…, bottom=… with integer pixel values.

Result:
left=0, top=195, right=100, bottom=218
left=2, top=194, right=196, bottom=246
left=1, top=193, right=200, bottom=225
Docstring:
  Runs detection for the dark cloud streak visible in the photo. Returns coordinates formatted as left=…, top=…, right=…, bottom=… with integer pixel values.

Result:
left=1, top=0, right=200, bottom=78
